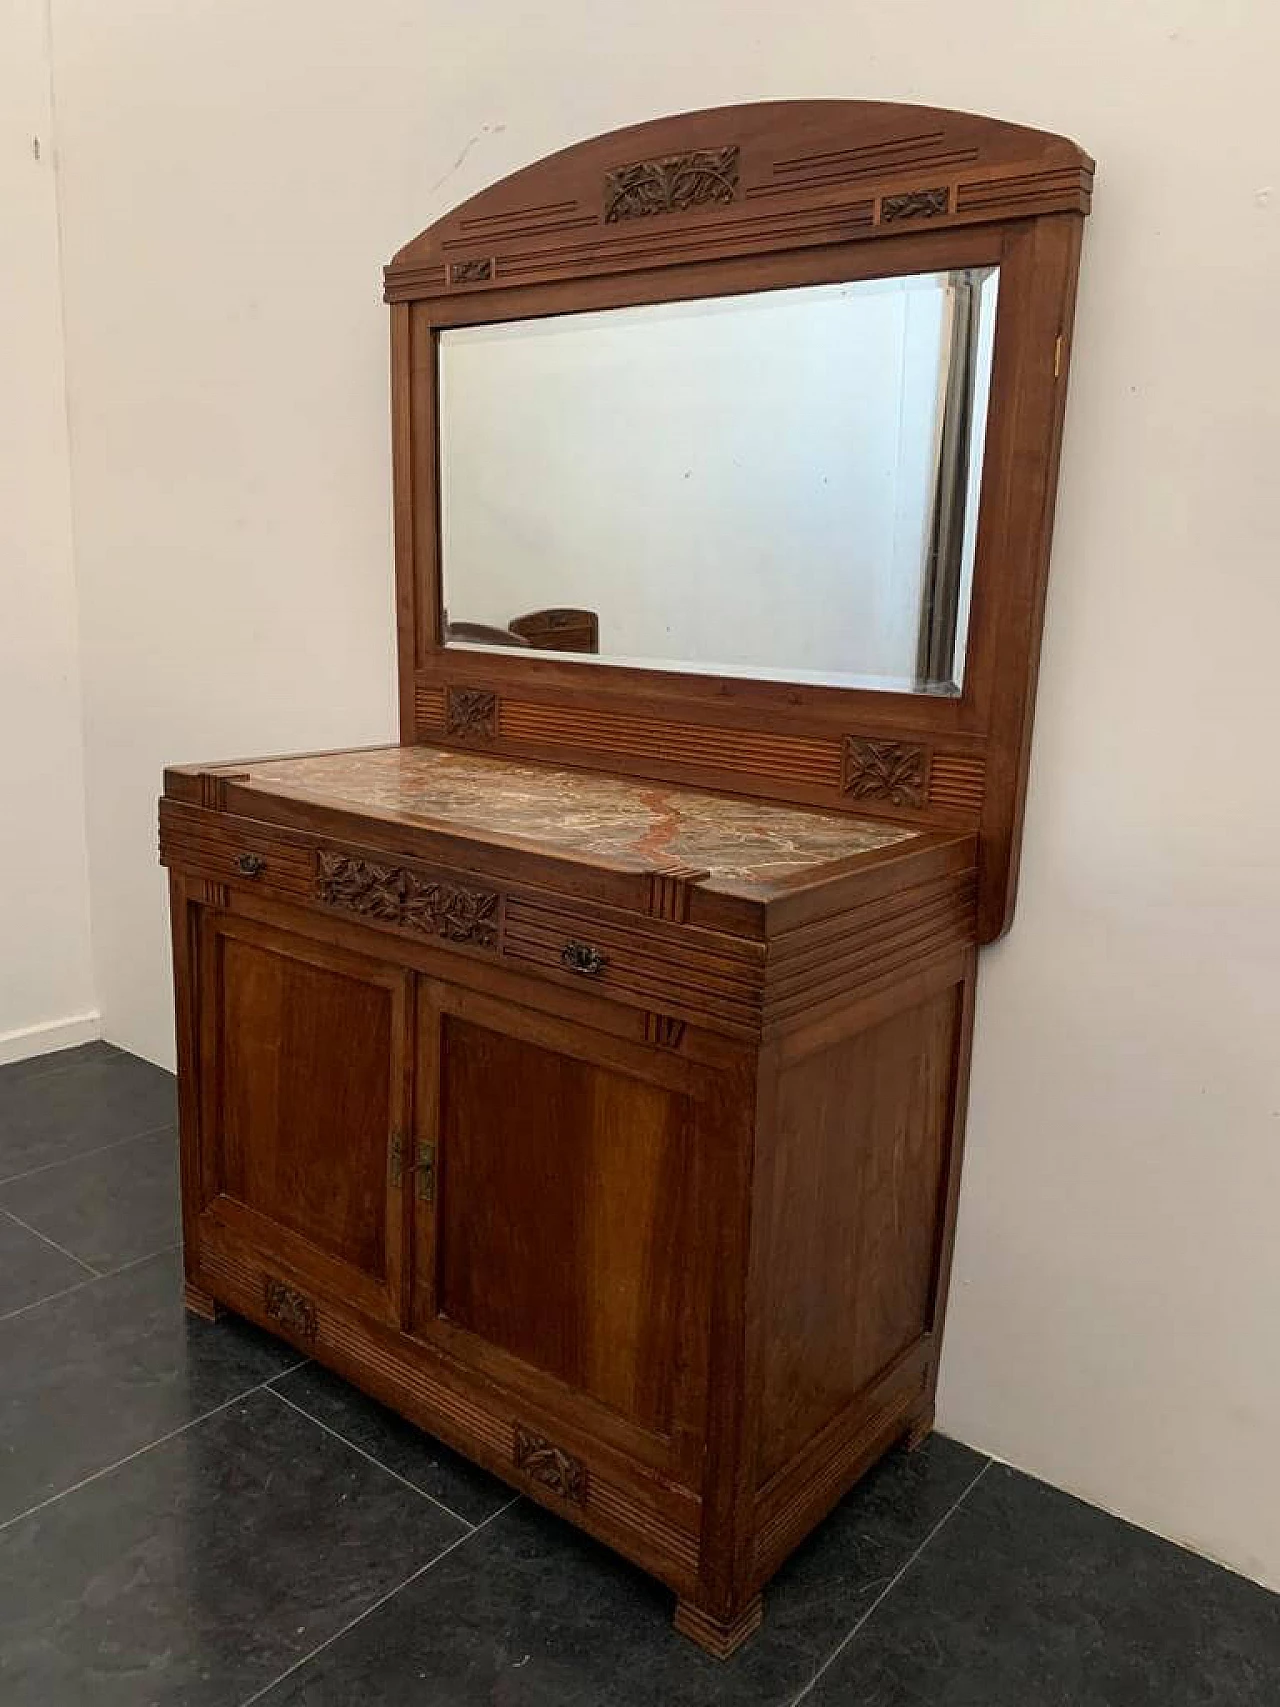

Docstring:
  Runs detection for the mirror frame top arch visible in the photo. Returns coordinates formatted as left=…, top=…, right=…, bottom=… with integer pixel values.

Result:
left=384, top=99, right=1094, bottom=941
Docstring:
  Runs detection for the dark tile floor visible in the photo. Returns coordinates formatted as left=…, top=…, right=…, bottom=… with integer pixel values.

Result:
left=2, top=1043, right=1278, bottom=1705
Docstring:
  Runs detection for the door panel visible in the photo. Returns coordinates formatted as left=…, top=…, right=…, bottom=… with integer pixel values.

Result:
left=197, top=912, right=411, bottom=1324
left=411, top=983, right=711, bottom=1470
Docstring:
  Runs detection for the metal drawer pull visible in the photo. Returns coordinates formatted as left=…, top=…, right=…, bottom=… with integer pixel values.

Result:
left=561, top=941, right=607, bottom=976
left=236, top=853, right=266, bottom=878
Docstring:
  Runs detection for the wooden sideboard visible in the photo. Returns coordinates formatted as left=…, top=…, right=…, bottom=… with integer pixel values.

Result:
left=161, top=100, right=1090, bottom=1656
left=162, top=747, right=976, bottom=1655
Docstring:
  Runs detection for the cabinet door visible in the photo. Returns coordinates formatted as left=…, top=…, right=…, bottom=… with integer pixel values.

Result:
left=409, top=980, right=713, bottom=1477
left=195, top=911, right=411, bottom=1326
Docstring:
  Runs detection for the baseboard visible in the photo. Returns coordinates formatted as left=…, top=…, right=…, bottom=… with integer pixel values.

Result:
left=0, top=1011, right=102, bottom=1068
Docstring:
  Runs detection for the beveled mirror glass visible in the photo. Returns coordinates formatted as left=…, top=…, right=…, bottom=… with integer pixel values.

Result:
left=438, top=265, right=998, bottom=695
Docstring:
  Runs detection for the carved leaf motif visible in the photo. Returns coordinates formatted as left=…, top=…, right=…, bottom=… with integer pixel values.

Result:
left=880, top=186, right=950, bottom=222
left=513, top=1423, right=588, bottom=1503
left=604, top=145, right=739, bottom=223
left=316, top=853, right=499, bottom=948
left=450, top=257, right=493, bottom=284
left=445, top=687, right=497, bottom=741
left=841, top=738, right=929, bottom=808
left=263, top=1276, right=317, bottom=1339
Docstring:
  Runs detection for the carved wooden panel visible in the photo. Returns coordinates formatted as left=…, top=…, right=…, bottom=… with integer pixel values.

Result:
left=445, top=686, right=497, bottom=741
left=263, top=1275, right=318, bottom=1339
left=514, top=1423, right=589, bottom=1503
left=386, top=103, right=1092, bottom=302
left=880, top=186, right=950, bottom=222
left=414, top=682, right=989, bottom=822
left=841, top=738, right=929, bottom=809
left=316, top=852, right=500, bottom=948
left=604, top=145, right=740, bottom=223
left=449, top=257, right=493, bottom=284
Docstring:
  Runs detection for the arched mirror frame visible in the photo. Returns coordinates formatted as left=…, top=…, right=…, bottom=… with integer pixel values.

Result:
left=384, top=100, right=1093, bottom=941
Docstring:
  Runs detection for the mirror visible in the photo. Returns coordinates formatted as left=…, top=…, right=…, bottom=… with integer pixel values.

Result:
left=438, top=266, right=999, bottom=695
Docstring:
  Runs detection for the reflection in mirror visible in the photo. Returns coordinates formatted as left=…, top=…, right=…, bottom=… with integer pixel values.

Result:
left=439, top=267, right=998, bottom=695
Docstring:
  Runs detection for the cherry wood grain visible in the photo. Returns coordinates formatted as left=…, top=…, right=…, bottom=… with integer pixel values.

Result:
left=194, top=912, right=411, bottom=1327
left=387, top=100, right=1091, bottom=940
left=431, top=1016, right=693, bottom=1436
left=756, top=987, right=961, bottom=1482
left=162, top=98, right=1092, bottom=1659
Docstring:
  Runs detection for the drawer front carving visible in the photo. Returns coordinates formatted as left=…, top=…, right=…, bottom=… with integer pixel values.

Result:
left=163, top=802, right=766, bottom=1034
left=315, top=852, right=499, bottom=948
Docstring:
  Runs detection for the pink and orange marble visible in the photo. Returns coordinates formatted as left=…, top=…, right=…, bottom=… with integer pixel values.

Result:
left=243, top=746, right=916, bottom=891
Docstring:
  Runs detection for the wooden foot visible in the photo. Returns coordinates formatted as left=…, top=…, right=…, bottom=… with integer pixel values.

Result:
left=674, top=1593, right=763, bottom=1660
left=905, top=1408, right=935, bottom=1451
left=184, top=1280, right=223, bottom=1322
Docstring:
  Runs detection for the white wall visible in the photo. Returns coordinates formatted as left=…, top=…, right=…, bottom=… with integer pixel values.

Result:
left=45, top=0, right=1280, bottom=1597
left=0, top=0, right=97, bottom=1063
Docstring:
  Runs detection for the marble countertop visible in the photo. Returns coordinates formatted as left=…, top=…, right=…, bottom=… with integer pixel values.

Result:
left=243, top=745, right=917, bottom=890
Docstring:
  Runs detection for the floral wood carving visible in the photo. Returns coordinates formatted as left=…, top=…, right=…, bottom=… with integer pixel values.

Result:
left=604, top=145, right=739, bottom=223
left=450, top=257, right=493, bottom=284
left=263, top=1276, right=317, bottom=1339
left=841, top=738, right=929, bottom=809
left=316, top=853, right=500, bottom=948
left=513, top=1423, right=588, bottom=1503
left=445, top=686, right=497, bottom=741
left=881, top=186, right=950, bottom=222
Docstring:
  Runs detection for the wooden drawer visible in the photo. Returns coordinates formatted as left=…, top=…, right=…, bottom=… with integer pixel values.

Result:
left=158, top=801, right=315, bottom=902
left=503, top=892, right=763, bottom=1038
left=161, top=800, right=766, bottom=1038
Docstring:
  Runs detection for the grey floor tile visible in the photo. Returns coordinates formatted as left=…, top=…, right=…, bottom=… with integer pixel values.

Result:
left=0, top=1047, right=176, bottom=1179
left=0, top=1248, right=297, bottom=1524
left=0, top=1126, right=180, bottom=1271
left=256, top=1435, right=987, bottom=1706
left=270, top=1360, right=511, bottom=1525
left=0, top=1210, right=92, bottom=1314
left=0, top=1386, right=467, bottom=1707
left=0, top=1042, right=116, bottom=1087
left=805, top=1462, right=1280, bottom=1707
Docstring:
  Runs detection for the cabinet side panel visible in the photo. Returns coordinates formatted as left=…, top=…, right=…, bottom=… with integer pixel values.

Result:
left=758, top=986, right=961, bottom=1482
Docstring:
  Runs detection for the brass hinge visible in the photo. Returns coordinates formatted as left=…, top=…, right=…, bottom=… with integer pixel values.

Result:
left=414, top=1141, right=436, bottom=1204
left=389, top=1132, right=434, bottom=1200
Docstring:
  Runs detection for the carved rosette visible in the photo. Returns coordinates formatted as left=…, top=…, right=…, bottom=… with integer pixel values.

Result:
left=445, top=686, right=497, bottom=742
left=316, top=853, right=500, bottom=948
left=604, top=145, right=739, bottom=223
left=513, top=1423, right=588, bottom=1503
left=880, top=186, right=950, bottom=222
left=263, top=1275, right=317, bottom=1339
left=841, top=737, right=929, bottom=809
